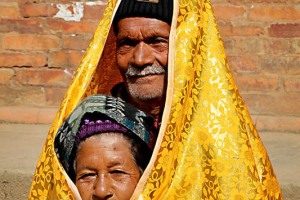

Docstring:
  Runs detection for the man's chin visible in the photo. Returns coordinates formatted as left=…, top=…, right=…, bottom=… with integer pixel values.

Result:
left=127, top=74, right=163, bottom=84
left=127, top=85, right=164, bottom=101
left=125, top=75, right=166, bottom=101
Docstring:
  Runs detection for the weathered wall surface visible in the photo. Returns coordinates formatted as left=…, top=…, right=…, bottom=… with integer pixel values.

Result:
left=0, top=0, right=299, bottom=134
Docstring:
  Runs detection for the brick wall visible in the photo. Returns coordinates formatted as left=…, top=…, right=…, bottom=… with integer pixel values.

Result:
left=0, top=0, right=299, bottom=134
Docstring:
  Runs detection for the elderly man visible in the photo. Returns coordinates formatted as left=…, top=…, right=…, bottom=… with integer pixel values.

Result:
left=29, top=0, right=283, bottom=199
left=111, top=0, right=173, bottom=124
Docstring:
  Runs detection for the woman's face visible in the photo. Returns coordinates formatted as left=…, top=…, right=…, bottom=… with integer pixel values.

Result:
left=75, top=133, right=141, bottom=200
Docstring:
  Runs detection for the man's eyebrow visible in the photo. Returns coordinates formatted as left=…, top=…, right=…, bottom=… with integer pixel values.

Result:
left=117, top=36, right=138, bottom=43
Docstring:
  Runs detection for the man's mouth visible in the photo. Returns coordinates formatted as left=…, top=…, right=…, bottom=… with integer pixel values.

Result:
left=127, top=72, right=164, bottom=78
left=125, top=63, right=166, bottom=78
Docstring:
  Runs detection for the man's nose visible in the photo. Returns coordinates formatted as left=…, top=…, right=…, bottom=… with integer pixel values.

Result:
left=93, top=174, right=113, bottom=199
left=132, top=42, right=155, bottom=67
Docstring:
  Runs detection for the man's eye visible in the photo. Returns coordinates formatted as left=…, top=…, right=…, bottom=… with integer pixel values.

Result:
left=148, top=37, right=169, bottom=51
left=118, top=39, right=136, bottom=48
left=117, top=39, right=136, bottom=54
left=149, top=37, right=168, bottom=45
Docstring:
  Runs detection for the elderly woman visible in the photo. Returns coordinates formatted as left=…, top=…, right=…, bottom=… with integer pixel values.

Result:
left=54, top=94, right=156, bottom=200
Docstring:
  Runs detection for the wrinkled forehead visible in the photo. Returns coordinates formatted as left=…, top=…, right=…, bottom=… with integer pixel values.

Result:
left=115, top=17, right=171, bottom=40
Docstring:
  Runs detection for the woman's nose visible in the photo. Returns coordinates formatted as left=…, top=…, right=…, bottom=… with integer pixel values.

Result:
left=93, top=174, right=113, bottom=199
left=132, top=42, right=155, bottom=67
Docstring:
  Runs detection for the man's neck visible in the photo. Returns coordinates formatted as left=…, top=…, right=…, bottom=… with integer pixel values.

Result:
left=127, top=96, right=164, bottom=123
left=111, top=82, right=165, bottom=122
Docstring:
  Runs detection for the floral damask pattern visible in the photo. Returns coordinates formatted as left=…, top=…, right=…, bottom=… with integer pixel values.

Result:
left=29, top=0, right=282, bottom=199
left=133, top=0, right=282, bottom=199
left=28, top=1, right=117, bottom=199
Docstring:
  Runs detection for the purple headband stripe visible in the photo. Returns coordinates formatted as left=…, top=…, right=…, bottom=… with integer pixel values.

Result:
left=76, top=119, right=128, bottom=145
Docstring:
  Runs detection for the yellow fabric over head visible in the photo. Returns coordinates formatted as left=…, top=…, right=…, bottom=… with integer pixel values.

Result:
left=29, top=0, right=282, bottom=199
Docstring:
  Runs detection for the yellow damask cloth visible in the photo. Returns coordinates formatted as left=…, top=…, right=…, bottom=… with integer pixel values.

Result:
left=29, top=0, right=282, bottom=199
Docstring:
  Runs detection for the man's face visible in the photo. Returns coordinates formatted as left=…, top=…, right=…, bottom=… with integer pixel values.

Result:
left=116, top=17, right=170, bottom=101
left=75, top=133, right=141, bottom=200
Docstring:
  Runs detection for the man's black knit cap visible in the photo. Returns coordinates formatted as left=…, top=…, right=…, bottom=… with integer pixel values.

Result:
left=113, top=0, right=173, bottom=28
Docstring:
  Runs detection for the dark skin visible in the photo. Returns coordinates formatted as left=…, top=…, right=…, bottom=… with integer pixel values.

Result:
left=75, top=133, right=140, bottom=200
left=116, top=17, right=171, bottom=122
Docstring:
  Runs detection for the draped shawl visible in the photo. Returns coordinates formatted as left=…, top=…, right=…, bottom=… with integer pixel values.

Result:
left=29, top=0, right=282, bottom=199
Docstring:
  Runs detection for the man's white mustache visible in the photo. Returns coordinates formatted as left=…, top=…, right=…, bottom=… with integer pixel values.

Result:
left=125, top=63, right=166, bottom=77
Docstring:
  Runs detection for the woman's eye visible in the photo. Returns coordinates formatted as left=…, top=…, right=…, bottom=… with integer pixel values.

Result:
left=78, top=173, right=96, bottom=180
left=109, top=170, right=129, bottom=181
left=110, top=170, right=126, bottom=174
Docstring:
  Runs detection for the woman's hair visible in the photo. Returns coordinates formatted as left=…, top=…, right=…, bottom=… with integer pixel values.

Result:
left=121, top=131, right=152, bottom=175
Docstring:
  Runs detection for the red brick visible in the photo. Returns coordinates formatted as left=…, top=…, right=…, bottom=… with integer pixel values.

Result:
left=2, top=34, right=60, bottom=51
left=224, top=38, right=265, bottom=55
left=264, top=39, right=291, bottom=54
left=227, top=55, right=259, bottom=73
left=0, top=0, right=17, bottom=2
left=0, top=106, right=57, bottom=124
left=38, top=107, right=57, bottom=124
left=223, top=0, right=244, bottom=3
left=0, top=85, right=45, bottom=106
left=261, top=56, right=288, bottom=74
left=0, top=52, right=47, bottom=67
left=287, top=56, right=300, bottom=75
left=19, top=0, right=42, bottom=4
left=63, top=68, right=76, bottom=80
left=222, top=38, right=236, bottom=55
left=69, top=51, right=84, bottom=68
left=213, top=6, right=246, bottom=22
left=269, top=23, right=300, bottom=38
left=211, top=0, right=227, bottom=3
left=249, top=0, right=287, bottom=2
left=0, top=106, right=38, bottom=123
left=21, top=3, right=58, bottom=17
left=284, top=77, right=300, bottom=92
left=253, top=115, right=300, bottom=134
left=15, top=87, right=46, bottom=106
left=219, top=23, right=264, bottom=37
left=242, top=93, right=300, bottom=116
left=15, top=68, right=67, bottom=87
left=0, top=86, right=11, bottom=105
left=44, top=87, right=68, bottom=106
left=0, top=18, right=45, bottom=33
left=83, top=3, right=106, bottom=20
left=49, top=50, right=84, bottom=68
left=242, top=38, right=265, bottom=54
left=49, top=50, right=69, bottom=68
left=46, top=19, right=98, bottom=34
left=291, top=39, right=300, bottom=54
left=63, top=34, right=90, bottom=50
left=0, top=69, right=14, bottom=84
left=235, top=75, right=281, bottom=92
left=0, top=3, right=21, bottom=19
left=249, top=6, right=300, bottom=21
